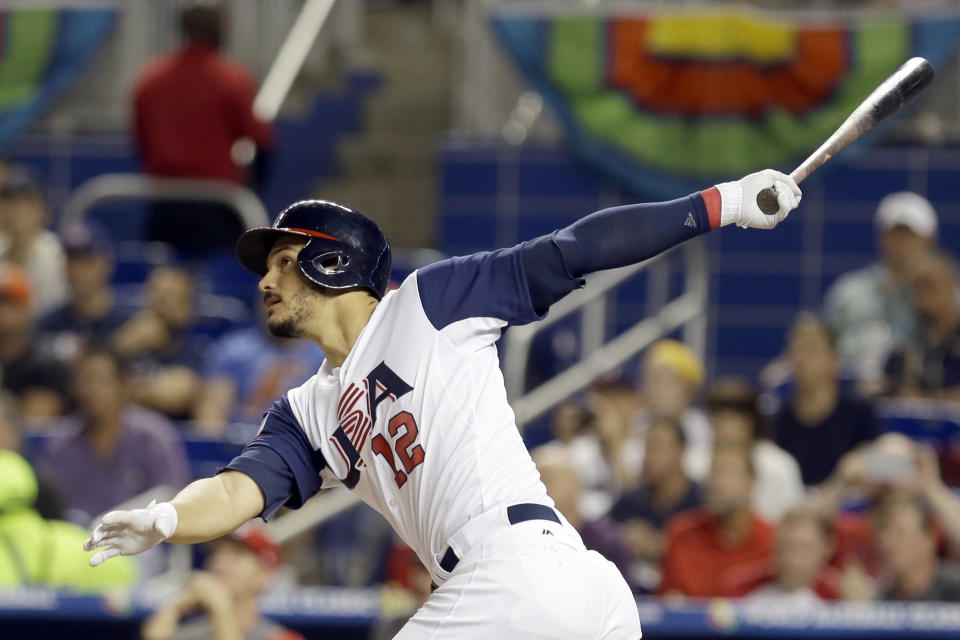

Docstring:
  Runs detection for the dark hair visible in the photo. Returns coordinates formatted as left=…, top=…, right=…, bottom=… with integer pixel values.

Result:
left=180, top=0, right=223, bottom=48
left=705, top=377, right=769, bottom=440
left=647, top=415, right=686, bottom=448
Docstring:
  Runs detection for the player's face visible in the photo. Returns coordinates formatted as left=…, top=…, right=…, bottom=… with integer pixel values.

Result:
left=260, top=237, right=326, bottom=338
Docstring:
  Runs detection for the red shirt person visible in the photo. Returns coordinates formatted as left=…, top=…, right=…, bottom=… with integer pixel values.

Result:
left=658, top=444, right=775, bottom=597
left=132, top=1, right=273, bottom=255
left=133, top=3, right=272, bottom=183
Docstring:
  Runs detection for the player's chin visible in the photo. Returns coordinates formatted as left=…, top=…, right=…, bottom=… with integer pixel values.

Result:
left=266, top=315, right=301, bottom=339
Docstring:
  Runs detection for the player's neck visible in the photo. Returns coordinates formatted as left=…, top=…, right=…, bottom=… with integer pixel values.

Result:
left=306, top=291, right=379, bottom=367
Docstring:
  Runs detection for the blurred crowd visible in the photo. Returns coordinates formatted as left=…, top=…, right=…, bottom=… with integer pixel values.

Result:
left=535, top=188, right=960, bottom=605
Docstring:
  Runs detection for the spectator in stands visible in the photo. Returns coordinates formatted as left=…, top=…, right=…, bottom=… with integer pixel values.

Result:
left=39, top=223, right=130, bottom=362
left=824, top=192, right=936, bottom=387
left=38, top=347, right=189, bottom=525
left=607, top=417, right=701, bottom=592
left=658, top=444, right=775, bottom=597
left=624, top=340, right=712, bottom=486
left=875, top=494, right=960, bottom=602
left=532, top=444, right=634, bottom=588
left=609, top=420, right=700, bottom=547
left=142, top=522, right=303, bottom=640
left=193, top=312, right=325, bottom=434
left=113, top=265, right=207, bottom=419
left=0, top=169, right=67, bottom=316
left=772, top=314, right=881, bottom=486
left=885, top=250, right=960, bottom=400
left=0, top=390, right=66, bottom=521
left=0, top=264, right=70, bottom=419
left=703, top=378, right=804, bottom=521
left=0, top=449, right=137, bottom=591
left=132, top=0, right=274, bottom=256
left=551, top=379, right=642, bottom=519
left=803, top=434, right=960, bottom=601
left=747, top=505, right=835, bottom=606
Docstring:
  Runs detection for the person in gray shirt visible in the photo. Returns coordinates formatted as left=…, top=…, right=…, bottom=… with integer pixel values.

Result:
left=823, top=192, right=937, bottom=388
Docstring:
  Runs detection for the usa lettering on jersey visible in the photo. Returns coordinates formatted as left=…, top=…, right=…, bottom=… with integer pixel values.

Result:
left=329, top=361, right=423, bottom=489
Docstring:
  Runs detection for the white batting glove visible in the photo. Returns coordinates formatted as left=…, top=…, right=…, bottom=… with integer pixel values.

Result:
left=714, top=169, right=801, bottom=229
left=83, top=500, right=178, bottom=567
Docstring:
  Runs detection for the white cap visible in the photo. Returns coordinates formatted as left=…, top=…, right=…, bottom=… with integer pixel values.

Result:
left=875, top=192, right=938, bottom=238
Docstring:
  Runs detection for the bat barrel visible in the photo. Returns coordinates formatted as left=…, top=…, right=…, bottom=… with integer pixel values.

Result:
left=757, top=57, right=934, bottom=215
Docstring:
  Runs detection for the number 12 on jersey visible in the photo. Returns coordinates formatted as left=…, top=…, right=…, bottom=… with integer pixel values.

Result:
left=372, top=411, right=425, bottom=488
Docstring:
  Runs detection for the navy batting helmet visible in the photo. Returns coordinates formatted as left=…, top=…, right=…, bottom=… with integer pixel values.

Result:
left=235, top=200, right=391, bottom=299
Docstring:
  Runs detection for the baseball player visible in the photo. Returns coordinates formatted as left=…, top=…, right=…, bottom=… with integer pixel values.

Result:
left=84, top=169, right=801, bottom=639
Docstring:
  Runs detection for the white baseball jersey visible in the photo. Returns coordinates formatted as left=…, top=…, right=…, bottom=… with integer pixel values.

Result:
left=232, top=247, right=551, bottom=576
left=226, top=246, right=642, bottom=638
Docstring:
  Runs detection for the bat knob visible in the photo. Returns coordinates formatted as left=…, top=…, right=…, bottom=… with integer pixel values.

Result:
left=757, top=188, right=780, bottom=215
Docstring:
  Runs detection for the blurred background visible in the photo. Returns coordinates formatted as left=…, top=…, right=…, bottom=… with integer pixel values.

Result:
left=2, top=0, right=960, bottom=638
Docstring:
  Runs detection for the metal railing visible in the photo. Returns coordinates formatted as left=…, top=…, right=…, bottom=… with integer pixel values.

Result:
left=59, top=174, right=270, bottom=231
left=504, top=239, right=708, bottom=428
left=254, top=0, right=339, bottom=122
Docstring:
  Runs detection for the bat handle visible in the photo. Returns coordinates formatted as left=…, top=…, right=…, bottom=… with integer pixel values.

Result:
left=757, top=187, right=780, bottom=215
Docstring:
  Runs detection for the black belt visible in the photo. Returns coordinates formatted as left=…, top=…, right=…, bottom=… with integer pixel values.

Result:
left=439, top=503, right=561, bottom=573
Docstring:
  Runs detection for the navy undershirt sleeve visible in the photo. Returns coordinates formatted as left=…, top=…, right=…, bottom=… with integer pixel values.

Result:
left=522, top=192, right=712, bottom=312
left=219, top=396, right=326, bottom=520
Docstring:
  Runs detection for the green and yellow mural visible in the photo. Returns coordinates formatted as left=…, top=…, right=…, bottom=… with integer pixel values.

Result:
left=492, top=8, right=960, bottom=196
left=0, top=7, right=115, bottom=149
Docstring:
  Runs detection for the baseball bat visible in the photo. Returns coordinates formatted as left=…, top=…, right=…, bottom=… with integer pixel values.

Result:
left=757, top=57, right=934, bottom=215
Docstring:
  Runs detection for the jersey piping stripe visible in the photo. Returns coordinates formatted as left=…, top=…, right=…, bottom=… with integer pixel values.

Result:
left=281, top=227, right=341, bottom=242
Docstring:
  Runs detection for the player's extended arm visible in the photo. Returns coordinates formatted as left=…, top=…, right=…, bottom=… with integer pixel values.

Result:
left=523, top=170, right=800, bottom=311
left=84, top=470, right=264, bottom=566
